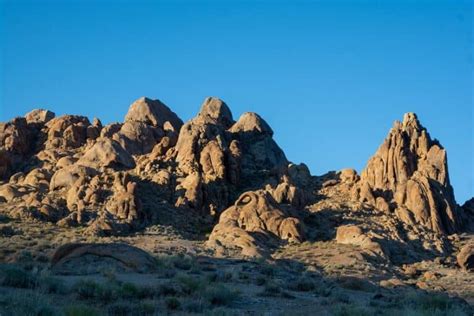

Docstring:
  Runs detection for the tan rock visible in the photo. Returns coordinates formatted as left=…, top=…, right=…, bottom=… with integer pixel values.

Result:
left=45, top=115, right=91, bottom=149
left=106, top=173, right=142, bottom=223
left=358, top=113, right=460, bottom=234
left=50, top=165, right=95, bottom=191
left=196, top=97, right=234, bottom=128
left=77, top=138, right=135, bottom=169
left=207, top=190, right=304, bottom=257
left=125, top=97, right=183, bottom=130
left=0, top=117, right=32, bottom=155
left=25, top=109, right=55, bottom=124
left=457, top=244, right=474, bottom=271
left=336, top=225, right=384, bottom=257
left=339, top=168, right=358, bottom=184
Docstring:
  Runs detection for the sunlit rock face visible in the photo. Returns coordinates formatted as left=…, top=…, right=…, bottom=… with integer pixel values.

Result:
left=356, top=112, right=461, bottom=235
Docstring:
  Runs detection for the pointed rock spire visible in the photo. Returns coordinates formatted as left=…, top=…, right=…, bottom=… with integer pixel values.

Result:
left=357, top=112, right=460, bottom=234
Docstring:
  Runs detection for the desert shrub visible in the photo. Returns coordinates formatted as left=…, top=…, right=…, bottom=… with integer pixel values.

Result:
left=287, top=278, right=315, bottom=292
left=183, top=298, right=207, bottom=313
left=338, top=277, right=375, bottom=292
left=64, top=304, right=101, bottom=316
left=207, top=271, right=233, bottom=283
left=334, top=304, right=374, bottom=316
left=238, top=271, right=249, bottom=280
left=74, top=279, right=100, bottom=299
left=259, top=282, right=281, bottom=297
left=165, top=297, right=181, bottom=310
left=331, top=290, right=351, bottom=304
left=107, top=302, right=133, bottom=316
left=0, top=266, right=37, bottom=289
left=97, top=283, right=117, bottom=303
left=15, top=250, right=34, bottom=264
left=0, top=214, right=10, bottom=223
left=314, top=281, right=334, bottom=297
left=259, top=263, right=276, bottom=277
left=0, top=292, right=57, bottom=316
left=39, top=275, right=67, bottom=294
left=397, top=291, right=470, bottom=316
left=255, top=275, right=267, bottom=286
left=118, top=282, right=140, bottom=299
left=176, top=274, right=205, bottom=295
left=74, top=279, right=118, bottom=302
left=204, top=284, right=239, bottom=306
left=158, top=281, right=180, bottom=297
left=137, top=301, right=156, bottom=315
left=171, top=255, right=194, bottom=271
left=116, top=282, right=155, bottom=300
left=0, top=225, right=16, bottom=237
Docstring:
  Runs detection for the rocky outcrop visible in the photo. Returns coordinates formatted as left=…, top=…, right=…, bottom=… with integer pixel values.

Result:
left=25, top=109, right=55, bottom=125
left=336, top=225, right=385, bottom=257
left=0, top=118, right=32, bottom=154
left=457, top=244, right=474, bottom=271
left=113, top=97, right=183, bottom=155
left=45, top=115, right=92, bottom=149
left=77, top=138, right=135, bottom=169
left=207, top=190, right=304, bottom=257
left=0, top=98, right=469, bottom=258
left=174, top=98, right=289, bottom=215
left=125, top=97, right=183, bottom=129
left=51, top=243, right=157, bottom=275
left=355, top=113, right=461, bottom=235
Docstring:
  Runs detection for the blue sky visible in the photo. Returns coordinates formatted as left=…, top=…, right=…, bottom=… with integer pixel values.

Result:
left=0, top=0, right=472, bottom=202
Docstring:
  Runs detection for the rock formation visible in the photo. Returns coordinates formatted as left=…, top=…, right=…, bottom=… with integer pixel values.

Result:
left=173, top=97, right=289, bottom=215
left=207, top=190, right=305, bottom=257
left=51, top=243, right=157, bottom=274
left=0, top=99, right=471, bottom=260
left=457, top=243, right=474, bottom=271
left=113, top=97, right=183, bottom=155
left=355, top=113, right=461, bottom=235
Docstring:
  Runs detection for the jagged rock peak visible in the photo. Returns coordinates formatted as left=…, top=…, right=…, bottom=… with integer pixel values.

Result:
left=357, top=112, right=460, bottom=235
left=230, top=112, right=273, bottom=136
left=124, top=97, right=183, bottom=129
left=25, top=109, right=55, bottom=124
left=402, top=112, right=421, bottom=128
left=197, top=97, right=234, bottom=128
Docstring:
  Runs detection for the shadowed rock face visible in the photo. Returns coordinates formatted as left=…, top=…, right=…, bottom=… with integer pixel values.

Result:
left=51, top=243, right=157, bottom=275
left=356, top=113, right=461, bottom=235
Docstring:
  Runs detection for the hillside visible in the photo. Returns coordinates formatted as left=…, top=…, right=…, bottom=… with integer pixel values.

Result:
left=0, top=97, right=472, bottom=315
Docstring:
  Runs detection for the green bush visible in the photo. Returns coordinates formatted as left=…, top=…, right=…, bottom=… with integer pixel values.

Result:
left=259, top=283, right=281, bottom=297
left=118, top=282, right=140, bottom=299
left=172, top=255, right=193, bottom=271
left=334, top=304, right=374, bottom=316
left=107, top=303, right=133, bottom=316
left=165, top=297, right=181, bottom=310
left=158, top=281, right=180, bottom=296
left=287, top=278, right=315, bottom=292
left=64, top=304, right=101, bottom=316
left=176, top=274, right=205, bottom=295
left=204, top=284, right=239, bottom=306
left=183, top=299, right=207, bottom=313
left=74, top=279, right=116, bottom=302
left=0, top=292, right=57, bottom=316
left=40, top=276, right=67, bottom=294
left=1, top=266, right=37, bottom=289
left=74, top=279, right=101, bottom=300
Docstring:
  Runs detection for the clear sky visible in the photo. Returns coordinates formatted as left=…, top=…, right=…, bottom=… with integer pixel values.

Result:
left=0, top=0, right=472, bottom=202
